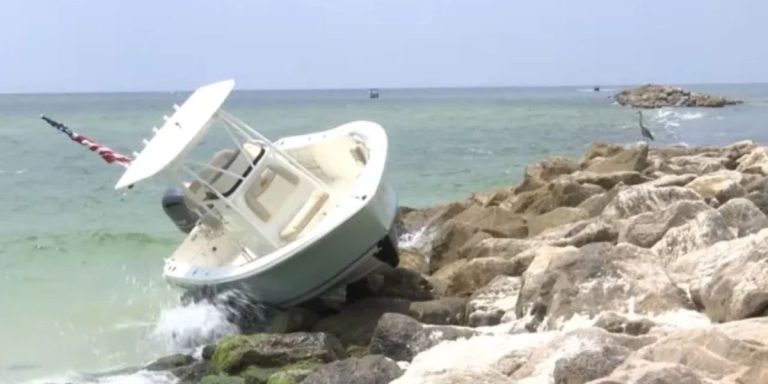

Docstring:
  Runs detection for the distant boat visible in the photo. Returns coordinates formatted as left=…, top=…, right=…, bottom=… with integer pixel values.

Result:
left=593, top=86, right=601, bottom=92
left=369, top=88, right=380, bottom=99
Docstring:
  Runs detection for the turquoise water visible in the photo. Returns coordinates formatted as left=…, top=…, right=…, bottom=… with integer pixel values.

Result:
left=2, top=85, right=768, bottom=383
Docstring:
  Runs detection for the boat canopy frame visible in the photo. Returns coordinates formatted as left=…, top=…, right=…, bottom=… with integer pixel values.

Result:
left=167, top=109, right=331, bottom=246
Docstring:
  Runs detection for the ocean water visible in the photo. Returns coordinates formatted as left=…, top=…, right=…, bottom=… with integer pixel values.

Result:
left=2, top=84, right=768, bottom=383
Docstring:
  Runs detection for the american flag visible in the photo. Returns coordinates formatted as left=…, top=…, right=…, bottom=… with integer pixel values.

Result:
left=40, top=115, right=133, bottom=167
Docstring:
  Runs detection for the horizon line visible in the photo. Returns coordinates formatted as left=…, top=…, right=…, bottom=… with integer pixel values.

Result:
left=1, top=80, right=766, bottom=96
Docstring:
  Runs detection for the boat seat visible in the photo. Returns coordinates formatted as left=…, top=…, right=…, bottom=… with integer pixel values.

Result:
left=244, top=165, right=300, bottom=221
left=198, top=143, right=265, bottom=200
left=279, top=189, right=329, bottom=241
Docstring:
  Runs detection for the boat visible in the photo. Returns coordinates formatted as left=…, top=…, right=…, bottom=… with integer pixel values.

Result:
left=369, top=88, right=379, bottom=99
left=115, top=80, right=399, bottom=307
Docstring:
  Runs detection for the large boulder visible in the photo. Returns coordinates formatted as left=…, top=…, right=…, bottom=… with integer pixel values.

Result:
left=716, top=197, right=768, bottom=237
left=426, top=206, right=527, bottom=272
left=466, top=275, right=521, bottom=327
left=582, top=142, right=626, bottom=164
left=397, top=202, right=467, bottom=236
left=429, top=256, right=530, bottom=297
left=602, top=185, right=702, bottom=220
left=618, top=200, right=711, bottom=248
left=302, top=355, right=403, bottom=384
left=648, top=174, right=697, bottom=188
left=408, top=297, right=467, bottom=326
left=538, top=217, right=620, bottom=247
left=659, top=154, right=730, bottom=175
left=584, top=143, right=649, bottom=174
left=614, top=84, right=742, bottom=108
left=527, top=207, right=590, bottom=236
left=674, top=229, right=768, bottom=322
left=208, top=333, right=346, bottom=374
left=515, top=156, right=580, bottom=193
left=369, top=313, right=478, bottom=362
left=684, top=170, right=745, bottom=204
left=503, top=177, right=604, bottom=215
left=627, top=327, right=768, bottom=383
left=459, top=237, right=545, bottom=260
left=650, top=209, right=734, bottom=266
left=516, top=243, right=690, bottom=330
left=577, top=186, right=622, bottom=217
left=572, top=171, right=651, bottom=189
left=311, top=298, right=411, bottom=346
left=362, top=267, right=434, bottom=301
left=737, top=147, right=768, bottom=175
left=589, top=361, right=705, bottom=384
left=509, top=328, right=656, bottom=383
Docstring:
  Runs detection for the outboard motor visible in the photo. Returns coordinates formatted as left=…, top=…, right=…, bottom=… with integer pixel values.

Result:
left=161, top=187, right=200, bottom=233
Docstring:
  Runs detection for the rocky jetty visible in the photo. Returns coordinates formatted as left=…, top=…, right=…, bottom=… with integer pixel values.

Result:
left=145, top=139, right=768, bottom=383
left=615, top=84, right=743, bottom=108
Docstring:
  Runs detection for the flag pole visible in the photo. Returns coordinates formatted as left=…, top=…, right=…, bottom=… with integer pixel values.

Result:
left=39, top=115, right=133, bottom=168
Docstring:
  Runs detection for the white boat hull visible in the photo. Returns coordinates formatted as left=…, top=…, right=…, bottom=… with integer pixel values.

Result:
left=171, top=177, right=398, bottom=308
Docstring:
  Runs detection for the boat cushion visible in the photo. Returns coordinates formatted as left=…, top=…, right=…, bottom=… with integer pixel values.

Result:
left=279, top=190, right=329, bottom=241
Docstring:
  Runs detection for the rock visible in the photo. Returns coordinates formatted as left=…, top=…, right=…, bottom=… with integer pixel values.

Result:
left=614, top=84, right=742, bottom=108
left=676, top=229, right=768, bottom=322
left=685, top=170, right=745, bottom=204
left=648, top=173, right=697, bottom=188
left=459, top=237, right=544, bottom=260
left=208, top=332, right=346, bottom=374
left=239, top=360, right=322, bottom=384
left=430, top=256, right=531, bottom=297
left=369, top=313, right=423, bottom=361
left=468, top=187, right=513, bottom=207
left=517, top=243, right=690, bottom=330
left=745, top=175, right=768, bottom=193
left=618, top=200, right=711, bottom=248
left=589, top=361, right=704, bottom=384
left=466, top=275, right=521, bottom=327
left=510, top=328, right=655, bottom=383
left=427, top=206, right=527, bottom=272
left=198, top=374, right=246, bottom=384
left=302, top=355, right=403, bottom=384
left=448, top=205, right=528, bottom=238
left=369, top=313, right=478, bottom=362
left=503, top=178, right=604, bottom=215
left=553, top=344, right=630, bottom=384
left=746, top=191, right=768, bottom=216
left=528, top=207, right=590, bottom=236
left=426, top=221, right=492, bottom=273
left=577, top=186, right=622, bottom=217
left=593, top=312, right=656, bottom=336
left=145, top=353, right=194, bottom=371
left=397, top=202, right=468, bottom=236
left=737, top=147, right=768, bottom=175
left=264, top=308, right=319, bottom=334
left=651, top=209, right=734, bottom=266
left=311, top=298, right=411, bottom=346
left=408, top=297, right=467, bottom=325
left=602, top=185, right=701, bottom=220
left=398, top=249, right=429, bottom=274
left=171, top=361, right=208, bottom=382
left=572, top=171, right=651, bottom=189
left=394, top=370, right=515, bottom=384
left=515, top=156, right=580, bottom=193
left=537, top=217, right=619, bottom=247
left=582, top=142, right=628, bottom=164
left=659, top=154, right=730, bottom=175
left=584, top=143, right=649, bottom=174
left=630, top=327, right=768, bottom=383
left=363, top=267, right=434, bottom=301
left=717, top=197, right=768, bottom=237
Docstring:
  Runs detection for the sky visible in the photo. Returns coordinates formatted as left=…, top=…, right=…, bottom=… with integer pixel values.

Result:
left=2, top=0, right=768, bottom=93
